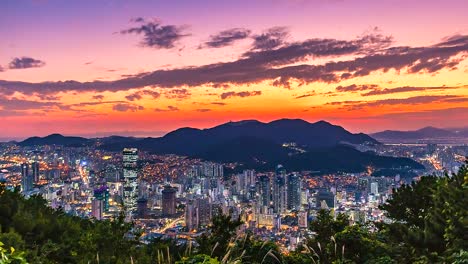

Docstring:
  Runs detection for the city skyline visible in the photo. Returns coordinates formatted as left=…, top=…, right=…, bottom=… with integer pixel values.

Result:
left=1, top=0, right=468, bottom=138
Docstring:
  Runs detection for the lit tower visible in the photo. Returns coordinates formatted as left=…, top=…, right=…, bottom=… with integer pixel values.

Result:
left=287, top=173, right=301, bottom=210
left=122, top=148, right=138, bottom=219
left=31, top=162, right=40, bottom=184
left=21, top=163, right=33, bottom=192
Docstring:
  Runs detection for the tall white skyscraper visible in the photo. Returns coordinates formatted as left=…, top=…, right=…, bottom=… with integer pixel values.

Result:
left=370, top=182, right=379, bottom=195
left=122, top=148, right=138, bottom=220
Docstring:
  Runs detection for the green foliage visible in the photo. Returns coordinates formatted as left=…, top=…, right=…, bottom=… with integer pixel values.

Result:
left=379, top=161, right=468, bottom=262
left=379, top=176, right=438, bottom=228
left=0, top=185, right=142, bottom=263
left=176, top=254, right=220, bottom=264
left=0, top=242, right=27, bottom=264
left=196, top=212, right=243, bottom=259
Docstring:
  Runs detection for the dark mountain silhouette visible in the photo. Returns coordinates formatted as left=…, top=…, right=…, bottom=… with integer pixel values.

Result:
left=16, top=119, right=423, bottom=172
left=18, top=134, right=90, bottom=147
left=100, top=119, right=379, bottom=153
left=371, top=126, right=463, bottom=142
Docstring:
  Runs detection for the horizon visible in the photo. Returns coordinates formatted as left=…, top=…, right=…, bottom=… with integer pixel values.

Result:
left=2, top=117, right=468, bottom=142
left=1, top=0, right=467, bottom=138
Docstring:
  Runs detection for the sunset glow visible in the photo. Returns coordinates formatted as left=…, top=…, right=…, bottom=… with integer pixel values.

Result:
left=1, top=0, right=467, bottom=139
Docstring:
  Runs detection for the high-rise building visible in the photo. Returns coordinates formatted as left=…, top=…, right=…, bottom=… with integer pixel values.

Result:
left=161, top=185, right=177, bottom=216
left=94, top=186, right=110, bottom=212
left=31, top=162, right=40, bottom=184
left=185, top=199, right=198, bottom=231
left=122, top=148, right=139, bottom=219
left=91, top=198, right=104, bottom=220
left=370, top=182, right=379, bottom=195
left=136, top=198, right=148, bottom=218
left=197, top=197, right=211, bottom=227
left=21, top=163, right=33, bottom=192
left=287, top=173, right=301, bottom=210
left=185, top=197, right=212, bottom=231
left=298, top=211, right=308, bottom=228
left=258, top=176, right=271, bottom=207
left=273, top=175, right=287, bottom=214
left=316, top=190, right=335, bottom=209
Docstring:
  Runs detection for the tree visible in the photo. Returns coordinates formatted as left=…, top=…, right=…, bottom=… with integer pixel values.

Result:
left=196, top=213, right=243, bottom=259
left=380, top=161, right=468, bottom=262
left=0, top=242, right=27, bottom=264
left=306, top=210, right=349, bottom=263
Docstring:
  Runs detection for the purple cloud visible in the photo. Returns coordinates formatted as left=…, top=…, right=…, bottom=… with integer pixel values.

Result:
left=125, top=89, right=161, bottom=101
left=112, top=103, right=144, bottom=112
left=0, top=34, right=466, bottom=95
left=251, top=27, right=289, bottom=51
left=154, top=105, right=179, bottom=112
left=220, top=90, right=262, bottom=99
left=120, top=18, right=190, bottom=49
left=202, top=28, right=251, bottom=48
left=8, top=57, right=45, bottom=69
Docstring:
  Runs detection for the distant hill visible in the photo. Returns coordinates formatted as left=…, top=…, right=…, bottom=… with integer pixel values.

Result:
left=103, top=119, right=379, bottom=155
left=100, top=119, right=379, bottom=153
left=18, top=134, right=91, bottom=147
left=371, top=126, right=468, bottom=143
left=98, top=119, right=422, bottom=172
left=16, top=119, right=423, bottom=173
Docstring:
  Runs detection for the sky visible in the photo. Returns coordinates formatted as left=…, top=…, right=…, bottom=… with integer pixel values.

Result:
left=0, top=0, right=467, bottom=139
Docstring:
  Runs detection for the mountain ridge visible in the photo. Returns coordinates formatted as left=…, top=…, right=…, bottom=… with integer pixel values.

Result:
left=13, top=119, right=425, bottom=173
left=371, top=126, right=468, bottom=142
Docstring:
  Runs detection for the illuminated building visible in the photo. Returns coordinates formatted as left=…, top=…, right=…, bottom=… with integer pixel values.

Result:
left=91, top=198, right=104, bottom=220
left=316, top=190, right=335, bottom=209
left=287, top=173, right=301, bottom=210
left=370, top=182, right=379, bottom=195
left=94, top=186, right=110, bottom=212
left=298, top=211, right=308, bottom=228
left=32, top=161, right=40, bottom=184
left=21, top=163, right=33, bottom=192
left=259, top=175, right=271, bottom=208
left=122, top=148, right=138, bottom=219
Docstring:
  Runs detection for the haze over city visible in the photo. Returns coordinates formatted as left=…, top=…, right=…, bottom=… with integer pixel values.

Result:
left=1, top=0, right=467, bottom=139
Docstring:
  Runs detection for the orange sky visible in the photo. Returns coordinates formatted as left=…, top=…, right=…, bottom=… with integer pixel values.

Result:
left=0, top=0, right=467, bottom=139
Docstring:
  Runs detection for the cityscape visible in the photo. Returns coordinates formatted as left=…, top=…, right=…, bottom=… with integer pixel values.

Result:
left=0, top=123, right=467, bottom=253
left=0, top=0, right=467, bottom=263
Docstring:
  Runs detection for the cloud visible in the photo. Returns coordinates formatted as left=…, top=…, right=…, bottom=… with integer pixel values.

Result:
left=373, top=107, right=468, bottom=122
left=112, top=103, right=144, bottom=112
left=196, top=108, right=212, bottom=112
left=0, top=34, right=466, bottom=95
left=361, top=85, right=463, bottom=96
left=163, top=88, right=191, bottom=99
left=328, top=95, right=465, bottom=110
left=220, top=90, right=262, bottom=99
left=0, top=96, right=63, bottom=111
left=154, top=105, right=179, bottom=112
left=125, top=89, right=161, bottom=101
left=251, top=27, right=289, bottom=51
left=295, top=91, right=316, bottom=99
left=335, top=84, right=379, bottom=92
left=8, top=57, right=45, bottom=69
left=202, top=28, right=251, bottom=48
left=211, top=102, right=227, bottom=106
left=120, top=17, right=190, bottom=49
left=92, top=95, right=105, bottom=100
left=37, top=94, right=61, bottom=101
